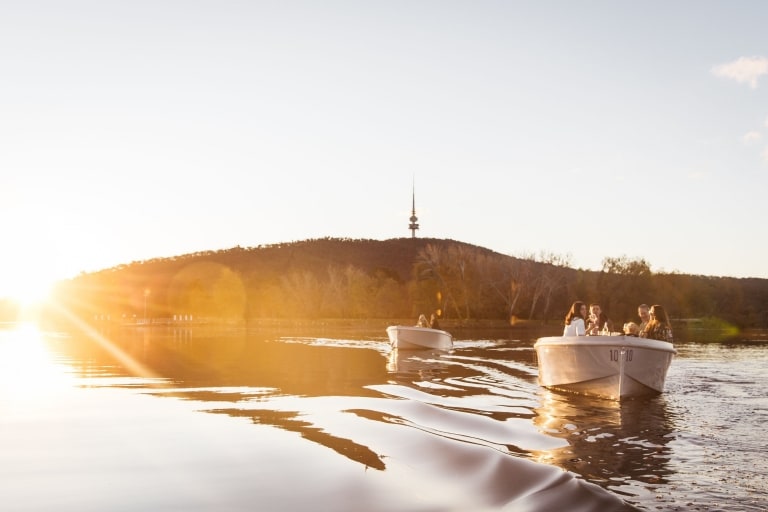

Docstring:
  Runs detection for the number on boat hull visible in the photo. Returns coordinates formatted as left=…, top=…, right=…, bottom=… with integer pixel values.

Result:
left=609, top=349, right=633, bottom=362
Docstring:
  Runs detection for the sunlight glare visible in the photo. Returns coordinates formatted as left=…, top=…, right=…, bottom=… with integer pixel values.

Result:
left=0, top=323, right=72, bottom=402
left=0, top=267, right=55, bottom=310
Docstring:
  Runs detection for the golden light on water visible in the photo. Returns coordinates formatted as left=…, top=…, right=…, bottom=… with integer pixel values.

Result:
left=0, top=323, right=72, bottom=398
left=46, top=301, right=162, bottom=382
left=0, top=304, right=162, bottom=401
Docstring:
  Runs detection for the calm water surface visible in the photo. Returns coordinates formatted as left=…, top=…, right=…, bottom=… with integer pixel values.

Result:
left=1, top=323, right=766, bottom=511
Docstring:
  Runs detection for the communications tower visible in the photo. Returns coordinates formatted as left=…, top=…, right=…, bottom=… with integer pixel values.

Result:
left=408, top=183, right=419, bottom=238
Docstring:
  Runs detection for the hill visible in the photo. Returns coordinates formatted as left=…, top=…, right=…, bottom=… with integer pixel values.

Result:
left=35, top=237, right=768, bottom=330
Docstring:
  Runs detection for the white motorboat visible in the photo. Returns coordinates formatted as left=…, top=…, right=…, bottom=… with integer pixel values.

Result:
left=386, top=325, right=453, bottom=350
left=533, top=335, right=676, bottom=400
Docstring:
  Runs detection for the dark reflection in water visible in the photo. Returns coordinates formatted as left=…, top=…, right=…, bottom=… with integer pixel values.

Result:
left=210, top=407, right=388, bottom=470
left=10, top=324, right=767, bottom=512
left=533, top=391, right=675, bottom=492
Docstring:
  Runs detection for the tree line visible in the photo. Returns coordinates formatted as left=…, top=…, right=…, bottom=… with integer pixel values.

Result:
left=27, top=238, right=768, bottom=329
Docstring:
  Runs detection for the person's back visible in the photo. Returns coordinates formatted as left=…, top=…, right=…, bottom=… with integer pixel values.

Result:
left=623, top=322, right=640, bottom=336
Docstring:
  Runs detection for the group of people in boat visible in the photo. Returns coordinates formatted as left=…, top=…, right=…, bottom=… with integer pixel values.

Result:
left=416, top=313, right=441, bottom=330
left=563, top=301, right=673, bottom=342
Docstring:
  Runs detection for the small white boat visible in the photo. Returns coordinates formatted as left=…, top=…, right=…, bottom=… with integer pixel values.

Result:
left=386, top=325, right=453, bottom=350
left=533, top=335, right=676, bottom=400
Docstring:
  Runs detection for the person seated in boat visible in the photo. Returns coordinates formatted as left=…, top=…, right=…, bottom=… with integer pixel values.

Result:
left=429, top=313, right=440, bottom=330
left=586, top=303, right=613, bottom=335
left=563, top=301, right=587, bottom=336
left=637, top=304, right=651, bottom=332
left=639, top=304, right=674, bottom=342
left=416, top=314, right=429, bottom=328
left=623, top=322, right=640, bottom=337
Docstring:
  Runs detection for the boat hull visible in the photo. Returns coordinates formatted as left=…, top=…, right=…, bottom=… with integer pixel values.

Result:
left=386, top=325, right=453, bottom=350
left=534, top=336, right=676, bottom=400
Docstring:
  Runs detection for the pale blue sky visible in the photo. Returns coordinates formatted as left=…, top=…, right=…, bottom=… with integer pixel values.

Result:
left=2, top=1, right=767, bottom=301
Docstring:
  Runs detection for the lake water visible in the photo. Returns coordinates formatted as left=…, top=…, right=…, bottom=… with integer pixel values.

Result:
left=1, top=322, right=766, bottom=511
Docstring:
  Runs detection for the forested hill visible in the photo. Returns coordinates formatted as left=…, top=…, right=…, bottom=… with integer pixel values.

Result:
left=184, top=237, right=494, bottom=283
left=39, top=237, right=768, bottom=329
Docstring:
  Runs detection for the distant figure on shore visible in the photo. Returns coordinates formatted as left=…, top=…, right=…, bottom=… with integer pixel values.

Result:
left=640, top=304, right=674, bottom=342
left=429, top=313, right=440, bottom=330
left=563, top=301, right=587, bottom=336
left=623, top=322, right=640, bottom=337
left=637, top=304, right=651, bottom=332
left=416, top=314, right=429, bottom=328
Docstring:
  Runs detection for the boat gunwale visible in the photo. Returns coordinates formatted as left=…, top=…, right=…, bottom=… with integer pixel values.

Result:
left=386, top=325, right=453, bottom=340
left=534, top=335, right=676, bottom=354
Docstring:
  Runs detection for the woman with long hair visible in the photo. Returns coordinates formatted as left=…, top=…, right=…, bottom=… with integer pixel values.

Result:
left=640, top=304, right=674, bottom=342
left=563, top=301, right=587, bottom=336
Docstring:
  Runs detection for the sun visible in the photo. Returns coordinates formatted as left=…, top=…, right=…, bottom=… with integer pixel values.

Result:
left=0, top=270, right=55, bottom=310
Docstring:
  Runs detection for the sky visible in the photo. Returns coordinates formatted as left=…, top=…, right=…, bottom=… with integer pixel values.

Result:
left=2, top=1, right=768, bottom=302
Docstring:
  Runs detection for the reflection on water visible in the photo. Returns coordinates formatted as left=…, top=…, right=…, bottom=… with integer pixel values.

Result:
left=533, top=391, right=674, bottom=497
left=2, top=324, right=766, bottom=511
left=209, top=407, right=388, bottom=470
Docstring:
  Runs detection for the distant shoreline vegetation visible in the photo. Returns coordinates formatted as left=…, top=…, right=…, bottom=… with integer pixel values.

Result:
left=68, top=317, right=758, bottom=343
left=9, top=237, right=768, bottom=330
